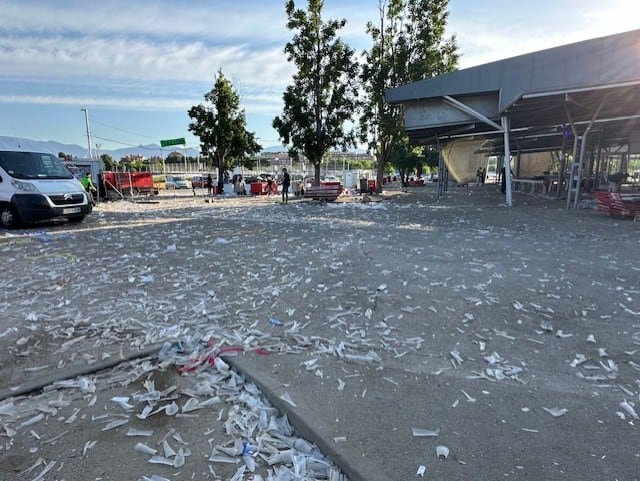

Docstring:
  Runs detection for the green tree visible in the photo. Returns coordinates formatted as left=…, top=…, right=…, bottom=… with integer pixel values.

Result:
left=422, top=148, right=439, bottom=175
left=100, top=154, right=115, bottom=171
left=165, top=152, right=184, bottom=165
left=390, top=141, right=423, bottom=185
left=188, top=69, right=261, bottom=192
left=273, top=0, right=360, bottom=186
left=359, top=0, right=458, bottom=193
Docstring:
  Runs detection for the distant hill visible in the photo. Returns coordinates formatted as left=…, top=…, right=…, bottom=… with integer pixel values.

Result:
left=0, top=136, right=197, bottom=159
left=0, top=136, right=90, bottom=159
left=0, top=136, right=365, bottom=159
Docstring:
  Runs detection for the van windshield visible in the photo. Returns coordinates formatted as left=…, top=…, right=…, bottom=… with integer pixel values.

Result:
left=0, top=151, right=74, bottom=180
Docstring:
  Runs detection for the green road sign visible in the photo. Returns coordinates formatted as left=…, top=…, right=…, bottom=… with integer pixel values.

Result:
left=160, top=137, right=186, bottom=147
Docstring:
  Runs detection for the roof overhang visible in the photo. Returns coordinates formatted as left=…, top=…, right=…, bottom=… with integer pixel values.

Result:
left=386, top=29, right=640, bottom=154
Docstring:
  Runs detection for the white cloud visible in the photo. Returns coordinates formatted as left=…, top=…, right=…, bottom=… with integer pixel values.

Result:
left=448, top=0, right=639, bottom=68
left=1, top=0, right=638, bottom=148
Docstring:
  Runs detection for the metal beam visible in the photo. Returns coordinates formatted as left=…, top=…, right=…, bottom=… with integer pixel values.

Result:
left=443, top=95, right=504, bottom=131
left=520, top=80, right=640, bottom=100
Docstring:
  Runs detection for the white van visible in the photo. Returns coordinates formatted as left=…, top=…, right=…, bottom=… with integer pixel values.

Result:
left=0, top=150, right=93, bottom=228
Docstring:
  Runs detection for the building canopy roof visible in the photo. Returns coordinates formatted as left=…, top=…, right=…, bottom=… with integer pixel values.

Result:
left=386, top=29, right=640, bottom=155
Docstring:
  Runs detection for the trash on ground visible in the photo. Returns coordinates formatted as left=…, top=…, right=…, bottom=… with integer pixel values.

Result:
left=411, top=427, right=440, bottom=437
left=436, top=445, right=450, bottom=459
left=543, top=407, right=568, bottom=417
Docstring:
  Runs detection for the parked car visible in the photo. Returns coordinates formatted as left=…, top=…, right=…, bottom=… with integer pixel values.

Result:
left=244, top=175, right=265, bottom=184
left=191, top=175, right=215, bottom=189
left=165, top=176, right=190, bottom=189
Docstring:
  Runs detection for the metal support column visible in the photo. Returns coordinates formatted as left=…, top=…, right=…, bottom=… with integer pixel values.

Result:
left=501, top=115, right=512, bottom=206
left=566, top=97, right=606, bottom=209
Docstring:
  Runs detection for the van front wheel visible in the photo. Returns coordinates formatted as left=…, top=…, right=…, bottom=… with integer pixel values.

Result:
left=0, top=204, right=20, bottom=229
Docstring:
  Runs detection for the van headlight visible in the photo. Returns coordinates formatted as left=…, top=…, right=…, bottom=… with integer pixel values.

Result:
left=11, top=179, right=39, bottom=192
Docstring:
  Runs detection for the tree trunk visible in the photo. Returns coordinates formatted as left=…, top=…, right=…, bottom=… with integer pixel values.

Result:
left=376, top=162, right=385, bottom=194
left=314, top=163, right=321, bottom=186
left=217, top=160, right=225, bottom=195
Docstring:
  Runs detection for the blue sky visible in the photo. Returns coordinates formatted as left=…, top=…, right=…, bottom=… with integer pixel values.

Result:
left=0, top=0, right=637, bottom=153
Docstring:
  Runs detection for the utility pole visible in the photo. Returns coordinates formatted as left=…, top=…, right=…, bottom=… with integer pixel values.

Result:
left=81, top=108, right=94, bottom=160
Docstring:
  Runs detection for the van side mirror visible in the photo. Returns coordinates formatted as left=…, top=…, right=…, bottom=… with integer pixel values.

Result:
left=0, top=174, right=3, bottom=182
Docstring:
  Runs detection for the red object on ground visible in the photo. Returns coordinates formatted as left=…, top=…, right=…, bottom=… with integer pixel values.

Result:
left=592, top=190, right=640, bottom=218
left=250, top=182, right=267, bottom=195
left=102, top=171, right=157, bottom=195
left=304, top=182, right=343, bottom=201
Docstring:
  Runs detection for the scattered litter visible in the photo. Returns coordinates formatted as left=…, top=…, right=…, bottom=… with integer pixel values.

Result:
left=450, top=349, right=464, bottom=364
left=411, top=428, right=440, bottom=437
left=83, top=440, right=97, bottom=456
left=619, top=400, right=639, bottom=420
left=3, top=197, right=639, bottom=481
left=112, top=396, right=135, bottom=411
left=18, top=413, right=44, bottom=430
left=570, top=354, right=587, bottom=367
left=493, top=329, right=515, bottom=340
left=460, top=390, right=477, bottom=403
left=280, top=392, right=297, bottom=407
left=540, top=321, right=553, bottom=332
left=102, top=417, right=129, bottom=431
left=555, top=330, right=573, bottom=339
left=436, top=445, right=450, bottom=459
left=149, top=455, right=174, bottom=465
left=135, top=443, right=158, bottom=455
left=0, top=401, right=15, bottom=416
left=543, top=407, right=568, bottom=418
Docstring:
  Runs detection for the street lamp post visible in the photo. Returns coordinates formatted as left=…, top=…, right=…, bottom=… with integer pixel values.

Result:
left=80, top=108, right=93, bottom=160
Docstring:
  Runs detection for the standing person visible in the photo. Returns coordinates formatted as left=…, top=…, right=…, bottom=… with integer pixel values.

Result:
left=480, top=167, right=486, bottom=185
left=234, top=174, right=245, bottom=195
left=475, top=167, right=482, bottom=186
left=281, top=167, right=291, bottom=203
left=81, top=172, right=97, bottom=206
left=501, top=166, right=514, bottom=193
left=266, top=176, right=275, bottom=196
left=206, top=173, right=214, bottom=196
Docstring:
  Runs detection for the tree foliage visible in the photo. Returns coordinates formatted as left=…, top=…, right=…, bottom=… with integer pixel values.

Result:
left=188, top=69, right=261, bottom=191
left=359, top=0, right=458, bottom=192
left=390, top=141, right=422, bottom=185
left=273, top=0, right=360, bottom=186
left=100, top=154, right=116, bottom=171
left=165, top=152, right=184, bottom=164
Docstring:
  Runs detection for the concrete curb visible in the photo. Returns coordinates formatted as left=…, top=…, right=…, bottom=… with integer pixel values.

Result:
left=0, top=342, right=164, bottom=402
left=225, top=353, right=384, bottom=481
left=4, top=344, right=379, bottom=480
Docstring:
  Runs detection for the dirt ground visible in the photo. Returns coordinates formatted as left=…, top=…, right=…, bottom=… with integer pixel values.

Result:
left=0, top=184, right=638, bottom=480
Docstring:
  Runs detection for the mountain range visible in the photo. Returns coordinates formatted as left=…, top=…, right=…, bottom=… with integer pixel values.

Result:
left=0, top=136, right=289, bottom=159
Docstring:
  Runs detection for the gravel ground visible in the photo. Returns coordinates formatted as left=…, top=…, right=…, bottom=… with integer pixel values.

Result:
left=0, top=185, right=639, bottom=480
